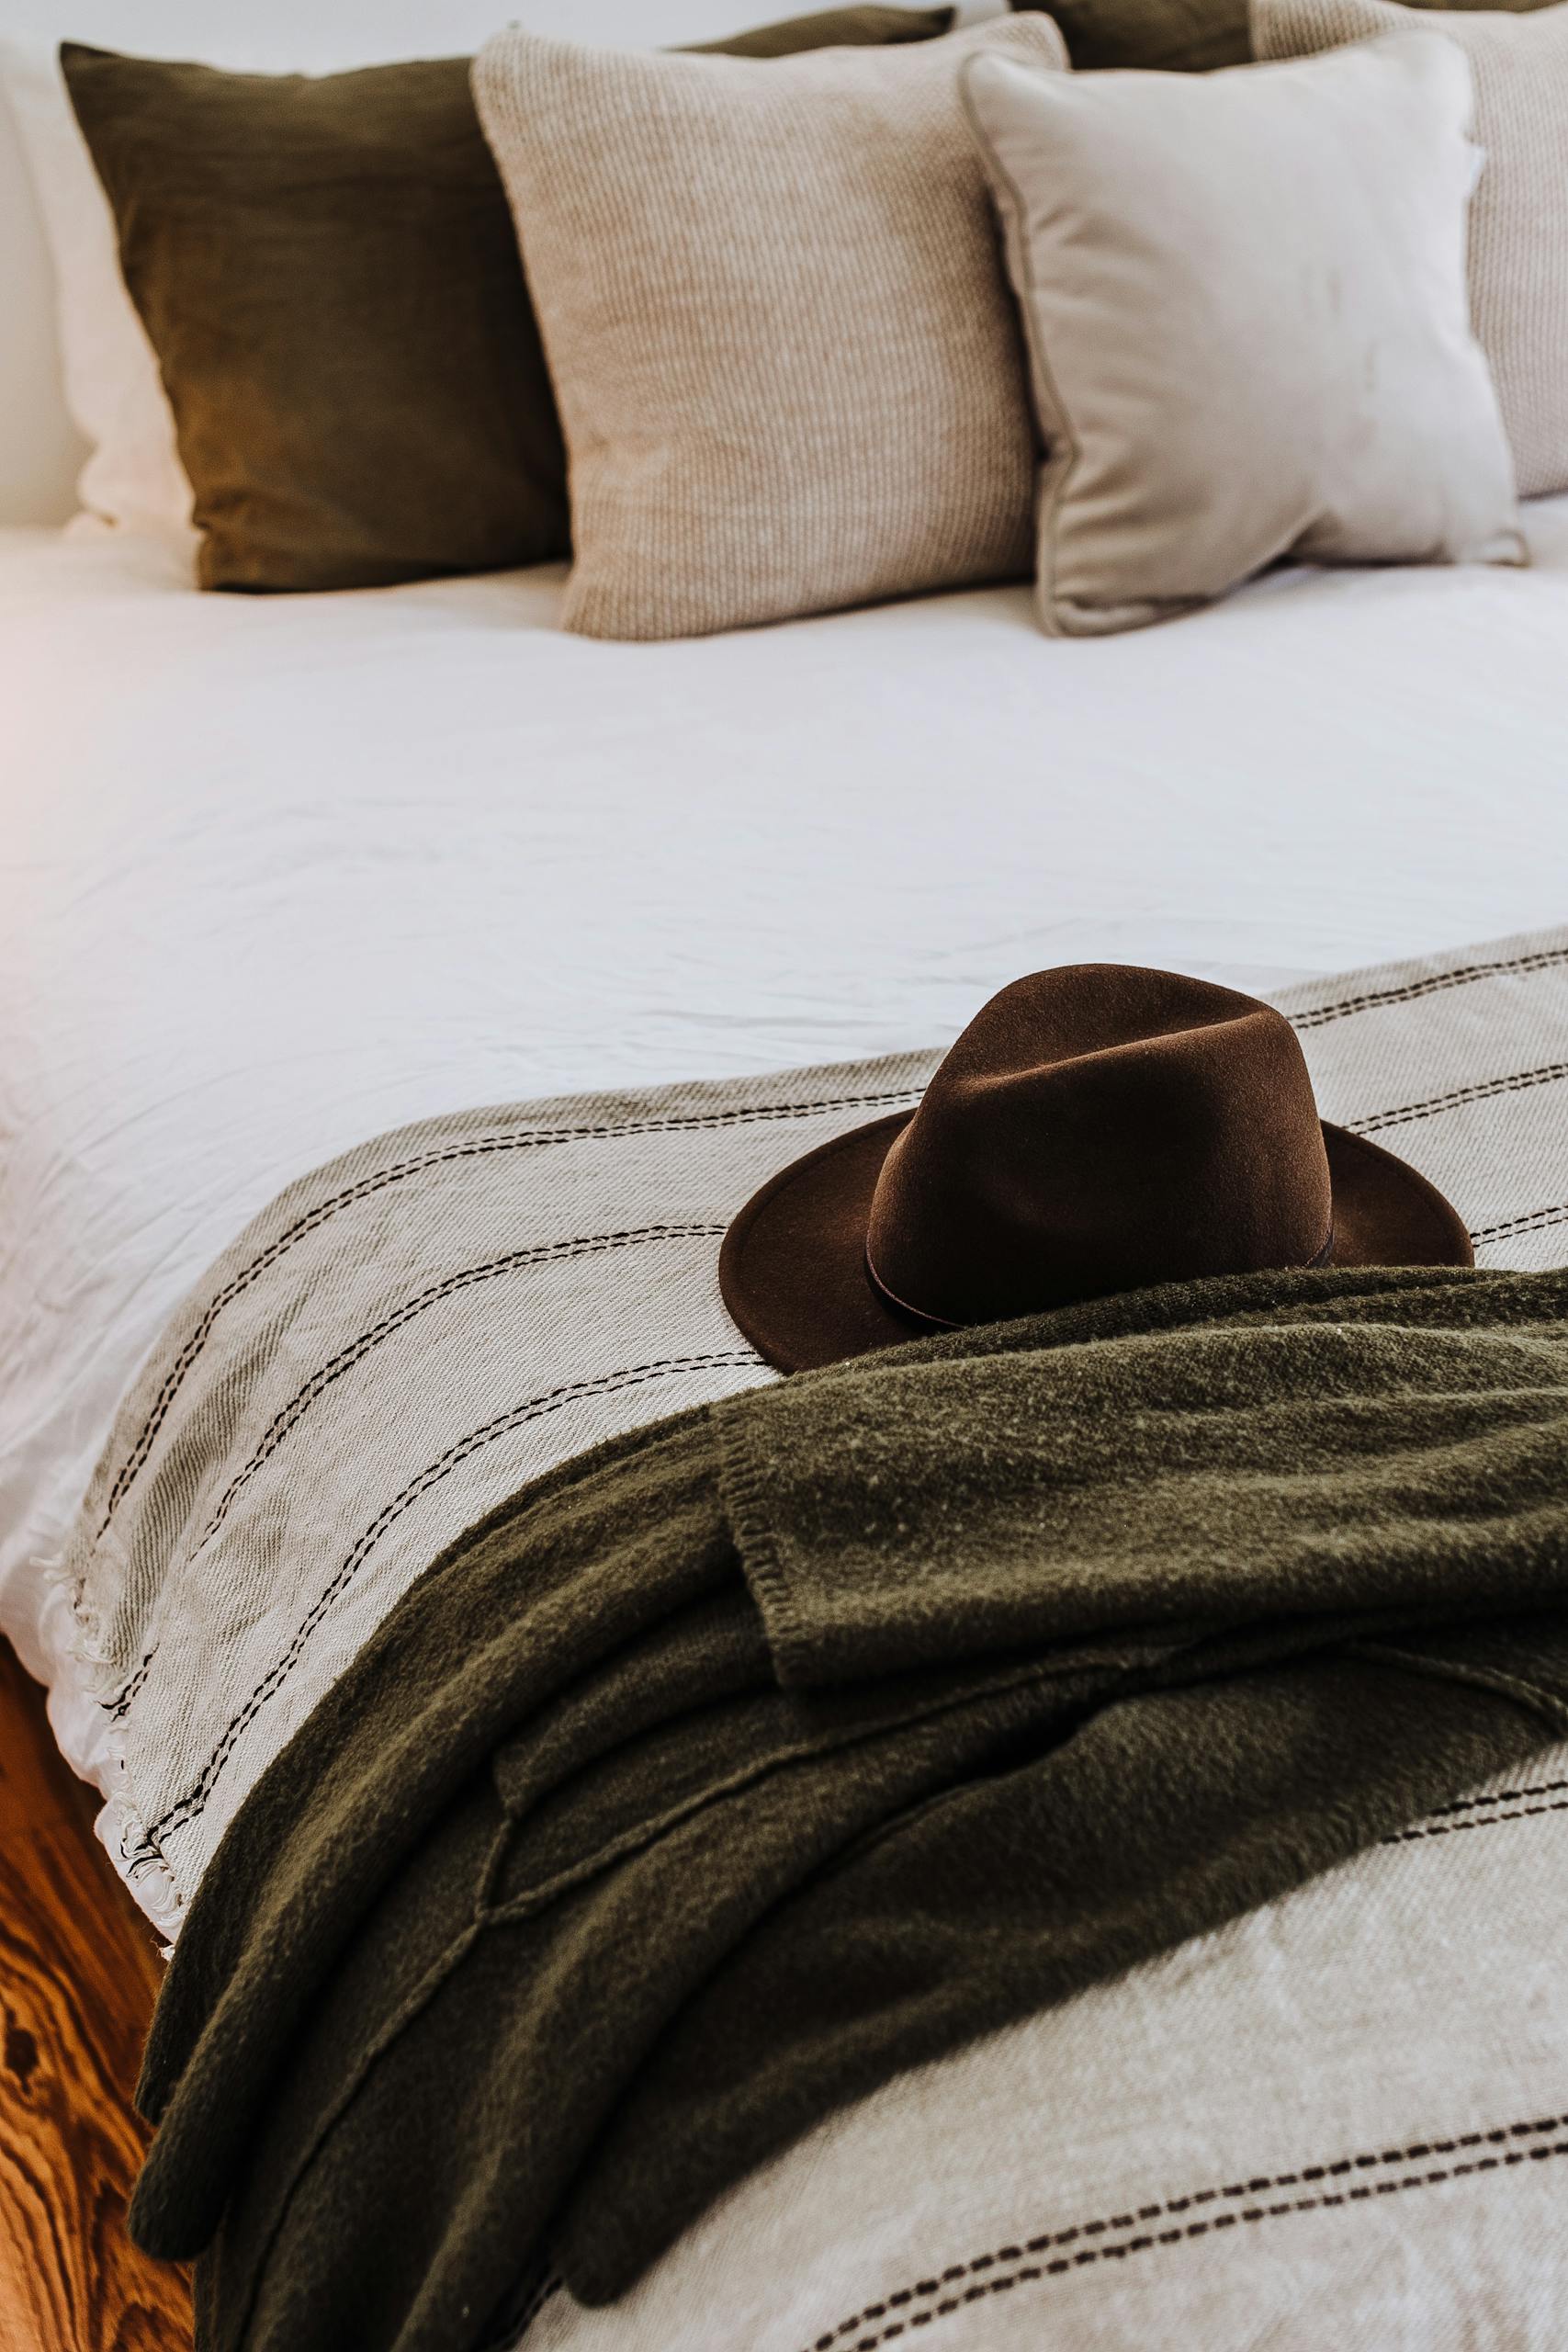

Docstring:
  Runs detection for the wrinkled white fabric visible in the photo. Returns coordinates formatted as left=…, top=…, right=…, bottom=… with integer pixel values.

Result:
left=5, top=517, right=1567, bottom=2352
left=57, top=921, right=1568, bottom=1943
left=4, top=514, right=1568, bottom=1765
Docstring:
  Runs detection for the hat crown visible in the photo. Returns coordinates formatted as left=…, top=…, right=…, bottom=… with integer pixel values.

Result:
left=864, top=966, right=1333, bottom=1328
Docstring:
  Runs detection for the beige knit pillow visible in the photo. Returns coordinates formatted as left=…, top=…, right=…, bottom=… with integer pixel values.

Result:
left=964, top=35, right=1526, bottom=639
left=1254, top=0, right=1568, bottom=498
left=471, top=18, right=1067, bottom=641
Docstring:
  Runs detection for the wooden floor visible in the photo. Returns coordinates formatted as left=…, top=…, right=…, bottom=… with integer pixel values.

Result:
left=0, top=1642, right=193, bottom=2352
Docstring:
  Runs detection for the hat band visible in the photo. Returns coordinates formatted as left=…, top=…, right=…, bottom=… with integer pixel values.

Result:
left=863, top=1219, right=1337, bottom=1333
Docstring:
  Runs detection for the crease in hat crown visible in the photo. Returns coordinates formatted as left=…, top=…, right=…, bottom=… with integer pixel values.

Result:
left=718, top=962, right=1473, bottom=1374
left=863, top=969, right=1335, bottom=1329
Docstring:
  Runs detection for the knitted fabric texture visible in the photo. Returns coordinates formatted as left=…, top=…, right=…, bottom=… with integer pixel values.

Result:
left=131, top=1265, right=1568, bottom=2352
left=470, top=17, right=1066, bottom=641
left=61, top=923, right=1568, bottom=1941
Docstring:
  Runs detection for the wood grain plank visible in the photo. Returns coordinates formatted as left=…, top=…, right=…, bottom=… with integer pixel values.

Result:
left=0, top=1640, right=193, bottom=2352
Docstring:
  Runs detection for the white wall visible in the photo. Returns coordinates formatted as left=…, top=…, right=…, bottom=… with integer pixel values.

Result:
left=0, top=0, right=810, bottom=525
left=0, top=1, right=792, bottom=51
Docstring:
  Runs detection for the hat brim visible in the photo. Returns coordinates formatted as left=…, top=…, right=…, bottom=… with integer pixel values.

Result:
left=718, top=1113, right=1474, bottom=1374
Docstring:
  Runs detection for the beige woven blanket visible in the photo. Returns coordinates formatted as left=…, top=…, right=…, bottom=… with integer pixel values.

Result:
left=62, top=925, right=1568, bottom=1939
left=55, top=924, right=1568, bottom=2348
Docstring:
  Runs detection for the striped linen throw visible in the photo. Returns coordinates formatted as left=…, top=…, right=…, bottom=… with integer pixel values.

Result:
left=63, top=923, right=1568, bottom=1936
left=55, top=922, right=1568, bottom=2348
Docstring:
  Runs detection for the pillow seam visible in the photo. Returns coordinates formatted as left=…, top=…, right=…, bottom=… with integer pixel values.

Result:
left=962, top=59, right=1212, bottom=638
left=959, top=56, right=1082, bottom=639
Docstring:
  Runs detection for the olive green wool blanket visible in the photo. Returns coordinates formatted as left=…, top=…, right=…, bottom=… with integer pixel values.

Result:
left=131, top=1266, right=1568, bottom=2352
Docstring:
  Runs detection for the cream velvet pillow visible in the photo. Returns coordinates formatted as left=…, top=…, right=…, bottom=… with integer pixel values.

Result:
left=1254, top=0, right=1568, bottom=498
left=471, top=17, right=1068, bottom=641
left=964, top=35, right=1526, bottom=639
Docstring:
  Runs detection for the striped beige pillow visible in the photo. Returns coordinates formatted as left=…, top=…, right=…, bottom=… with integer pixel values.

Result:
left=1253, top=0, right=1568, bottom=498
left=471, top=18, right=1067, bottom=642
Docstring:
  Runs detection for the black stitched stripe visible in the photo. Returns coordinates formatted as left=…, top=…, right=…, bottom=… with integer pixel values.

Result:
left=1289, top=944, right=1568, bottom=1032
left=107, top=1648, right=156, bottom=1724
left=1371, top=1779, right=1568, bottom=1847
left=95, top=1088, right=921, bottom=1535
left=1472, top=1202, right=1568, bottom=1245
left=1424, top=1777, right=1568, bottom=1818
left=184, top=1225, right=731, bottom=1565
left=1382, top=1799, right=1568, bottom=1845
left=1348, top=1062, right=1568, bottom=1136
left=86, top=941, right=1568, bottom=1528
left=125, top=1351, right=759, bottom=1868
left=807, top=2113, right=1568, bottom=2352
left=98, top=1225, right=737, bottom=1722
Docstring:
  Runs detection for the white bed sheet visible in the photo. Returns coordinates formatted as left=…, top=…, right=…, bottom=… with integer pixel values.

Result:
left=3, top=515, right=1567, bottom=1773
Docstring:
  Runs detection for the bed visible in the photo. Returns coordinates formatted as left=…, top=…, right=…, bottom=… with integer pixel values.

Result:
left=6, top=0, right=1568, bottom=2318
left=6, top=499, right=1568, bottom=1724
left=3, top=495, right=1568, bottom=2346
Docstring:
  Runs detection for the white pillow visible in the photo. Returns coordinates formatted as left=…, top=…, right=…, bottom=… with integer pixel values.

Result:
left=964, top=33, right=1527, bottom=638
left=0, top=38, right=193, bottom=543
left=1254, top=0, right=1568, bottom=501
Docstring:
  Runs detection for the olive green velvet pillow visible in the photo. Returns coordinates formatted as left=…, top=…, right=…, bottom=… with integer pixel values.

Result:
left=60, top=10, right=954, bottom=594
left=1010, top=0, right=1555, bottom=74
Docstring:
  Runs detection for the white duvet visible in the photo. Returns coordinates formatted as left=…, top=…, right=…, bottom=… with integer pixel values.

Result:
left=4, top=513, right=1568, bottom=1774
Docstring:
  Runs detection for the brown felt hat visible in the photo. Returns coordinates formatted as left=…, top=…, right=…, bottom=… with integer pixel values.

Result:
left=719, top=965, right=1472, bottom=1373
